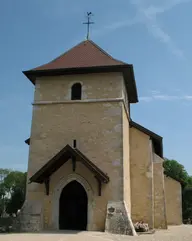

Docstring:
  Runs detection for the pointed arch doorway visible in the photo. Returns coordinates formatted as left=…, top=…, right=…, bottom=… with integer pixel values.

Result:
left=59, top=180, right=88, bottom=230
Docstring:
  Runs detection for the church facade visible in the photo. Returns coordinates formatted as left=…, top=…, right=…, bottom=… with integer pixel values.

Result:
left=20, top=40, right=182, bottom=235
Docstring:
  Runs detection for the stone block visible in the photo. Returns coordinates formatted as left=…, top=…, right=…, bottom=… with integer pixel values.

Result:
left=105, top=201, right=137, bottom=236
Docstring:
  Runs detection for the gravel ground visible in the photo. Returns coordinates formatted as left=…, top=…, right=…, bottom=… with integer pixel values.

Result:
left=0, top=225, right=191, bottom=241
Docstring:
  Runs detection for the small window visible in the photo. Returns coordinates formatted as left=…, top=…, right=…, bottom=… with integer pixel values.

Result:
left=71, top=83, right=82, bottom=100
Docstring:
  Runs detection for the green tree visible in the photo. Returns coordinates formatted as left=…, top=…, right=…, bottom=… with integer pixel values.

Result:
left=163, top=158, right=192, bottom=222
left=3, top=171, right=26, bottom=194
left=187, top=176, right=192, bottom=187
left=0, top=169, right=27, bottom=217
left=182, top=187, right=192, bottom=221
left=4, top=171, right=27, bottom=216
left=0, top=168, right=10, bottom=197
left=0, top=199, right=3, bottom=217
left=163, top=159, right=189, bottom=187
left=6, top=187, right=26, bottom=216
left=0, top=169, right=10, bottom=217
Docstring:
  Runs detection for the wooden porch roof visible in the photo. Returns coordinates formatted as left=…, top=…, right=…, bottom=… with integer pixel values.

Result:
left=29, top=144, right=109, bottom=184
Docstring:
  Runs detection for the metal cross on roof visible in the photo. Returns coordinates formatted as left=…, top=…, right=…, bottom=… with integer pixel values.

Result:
left=83, top=12, right=94, bottom=40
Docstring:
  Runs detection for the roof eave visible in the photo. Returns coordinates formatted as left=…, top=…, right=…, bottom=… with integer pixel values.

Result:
left=130, top=120, right=163, bottom=140
left=130, top=120, right=163, bottom=157
left=25, top=138, right=30, bottom=145
left=29, top=144, right=110, bottom=184
left=123, top=65, right=138, bottom=103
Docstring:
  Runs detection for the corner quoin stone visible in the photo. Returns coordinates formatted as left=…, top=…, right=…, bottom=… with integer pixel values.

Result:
left=105, top=201, right=137, bottom=236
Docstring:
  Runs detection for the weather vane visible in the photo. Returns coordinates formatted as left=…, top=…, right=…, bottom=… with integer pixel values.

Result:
left=83, top=12, right=94, bottom=40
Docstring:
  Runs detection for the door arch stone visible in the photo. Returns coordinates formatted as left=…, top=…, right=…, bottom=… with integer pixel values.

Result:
left=52, top=173, right=94, bottom=230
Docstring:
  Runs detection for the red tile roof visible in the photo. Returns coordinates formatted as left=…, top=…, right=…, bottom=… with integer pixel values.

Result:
left=33, top=40, right=126, bottom=71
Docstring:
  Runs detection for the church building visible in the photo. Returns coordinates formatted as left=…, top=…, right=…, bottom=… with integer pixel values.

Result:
left=20, top=40, right=182, bottom=235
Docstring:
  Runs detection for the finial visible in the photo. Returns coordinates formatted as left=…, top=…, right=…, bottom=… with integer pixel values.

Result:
left=83, top=12, right=94, bottom=40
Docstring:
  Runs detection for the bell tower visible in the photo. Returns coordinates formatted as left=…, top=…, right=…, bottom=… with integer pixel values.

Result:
left=22, top=40, right=138, bottom=234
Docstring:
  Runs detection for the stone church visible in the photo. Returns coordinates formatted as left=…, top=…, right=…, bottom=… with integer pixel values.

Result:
left=20, top=40, right=182, bottom=235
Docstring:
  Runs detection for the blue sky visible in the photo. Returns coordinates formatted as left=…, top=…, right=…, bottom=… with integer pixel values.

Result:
left=0, top=0, right=192, bottom=174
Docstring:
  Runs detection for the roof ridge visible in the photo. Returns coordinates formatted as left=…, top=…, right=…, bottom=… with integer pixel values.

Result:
left=88, top=40, right=126, bottom=64
left=34, top=40, right=88, bottom=70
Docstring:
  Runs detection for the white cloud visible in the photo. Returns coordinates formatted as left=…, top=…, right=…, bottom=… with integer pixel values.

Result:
left=144, top=20, right=184, bottom=58
left=141, top=0, right=192, bottom=17
left=153, top=95, right=179, bottom=100
left=92, top=16, right=141, bottom=37
left=183, top=95, right=192, bottom=100
left=148, top=22, right=171, bottom=43
left=140, top=91, right=192, bottom=102
left=151, top=90, right=161, bottom=95
left=130, top=0, right=191, bottom=58
left=139, top=96, right=153, bottom=102
left=95, top=0, right=191, bottom=58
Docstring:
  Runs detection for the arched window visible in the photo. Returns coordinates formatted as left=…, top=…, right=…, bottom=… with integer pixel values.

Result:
left=71, top=83, right=82, bottom=100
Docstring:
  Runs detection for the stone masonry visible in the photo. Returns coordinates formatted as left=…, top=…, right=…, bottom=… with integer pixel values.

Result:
left=23, top=73, right=135, bottom=234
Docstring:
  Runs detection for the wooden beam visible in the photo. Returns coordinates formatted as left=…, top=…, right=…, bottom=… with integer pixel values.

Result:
left=95, top=176, right=102, bottom=196
left=98, top=180, right=102, bottom=196
left=29, top=145, right=110, bottom=186
left=72, top=156, right=76, bottom=172
left=44, top=178, right=50, bottom=196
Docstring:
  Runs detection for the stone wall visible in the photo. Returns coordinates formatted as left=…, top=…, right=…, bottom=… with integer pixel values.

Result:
left=153, top=154, right=167, bottom=229
left=105, top=201, right=136, bottom=236
left=164, top=176, right=182, bottom=225
left=34, top=73, right=124, bottom=102
left=16, top=200, right=43, bottom=232
left=122, top=104, right=131, bottom=211
left=130, top=127, right=153, bottom=228
left=24, top=72, right=133, bottom=232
